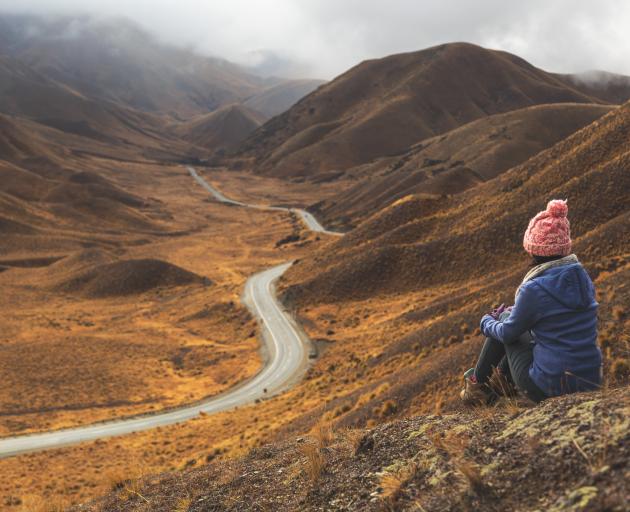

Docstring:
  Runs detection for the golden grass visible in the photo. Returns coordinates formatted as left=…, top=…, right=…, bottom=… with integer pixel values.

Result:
left=454, top=458, right=486, bottom=494
left=312, top=420, right=334, bottom=448
left=18, top=496, right=68, bottom=512
left=571, top=416, right=615, bottom=475
left=174, top=498, right=192, bottom=512
left=433, top=393, right=444, bottom=416
left=300, top=442, right=326, bottom=483
left=103, top=460, right=145, bottom=493
left=431, top=431, right=486, bottom=494
left=337, top=427, right=366, bottom=455
left=299, top=420, right=335, bottom=484
left=379, top=461, right=419, bottom=503
left=0, top=163, right=338, bottom=507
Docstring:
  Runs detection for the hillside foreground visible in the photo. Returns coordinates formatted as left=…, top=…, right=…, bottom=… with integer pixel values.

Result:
left=77, top=387, right=629, bottom=511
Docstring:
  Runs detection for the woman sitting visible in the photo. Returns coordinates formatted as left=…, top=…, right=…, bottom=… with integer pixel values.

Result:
left=461, top=199, right=602, bottom=405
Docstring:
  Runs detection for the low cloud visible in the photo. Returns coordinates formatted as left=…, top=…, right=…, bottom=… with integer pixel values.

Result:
left=1, top=0, right=629, bottom=79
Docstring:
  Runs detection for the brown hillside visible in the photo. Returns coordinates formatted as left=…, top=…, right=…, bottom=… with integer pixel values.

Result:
left=238, top=43, right=629, bottom=178
left=0, top=14, right=263, bottom=118
left=43, top=171, right=144, bottom=208
left=0, top=111, right=154, bottom=233
left=0, top=55, right=177, bottom=150
left=52, top=258, right=209, bottom=298
left=0, top=81, right=178, bottom=263
left=244, top=79, right=326, bottom=118
left=179, top=104, right=267, bottom=152
left=0, top=159, right=153, bottom=230
left=277, top=101, right=630, bottom=426
left=0, top=114, right=63, bottom=162
left=76, top=387, right=629, bottom=512
left=285, top=102, right=630, bottom=302
left=42, top=249, right=116, bottom=277
left=0, top=157, right=164, bottom=260
left=312, top=102, right=612, bottom=228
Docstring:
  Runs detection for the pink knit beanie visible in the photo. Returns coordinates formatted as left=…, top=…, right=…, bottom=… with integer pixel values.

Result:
left=523, top=199, right=572, bottom=257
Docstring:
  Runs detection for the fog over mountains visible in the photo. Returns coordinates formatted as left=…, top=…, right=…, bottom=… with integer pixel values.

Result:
left=2, top=0, right=630, bottom=79
left=0, top=14, right=323, bottom=119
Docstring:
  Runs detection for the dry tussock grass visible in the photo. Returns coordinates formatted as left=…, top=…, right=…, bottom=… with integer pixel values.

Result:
left=431, top=431, right=486, bottom=494
left=19, top=496, right=68, bottom=512
left=103, top=460, right=151, bottom=504
left=299, top=420, right=335, bottom=483
left=373, top=399, right=398, bottom=419
left=215, top=463, right=240, bottom=487
left=103, top=463, right=144, bottom=492
left=312, top=420, right=334, bottom=448
left=571, top=416, right=615, bottom=475
left=338, top=427, right=366, bottom=455
left=433, top=392, right=445, bottom=416
left=454, top=458, right=486, bottom=494
left=379, top=461, right=419, bottom=503
left=174, top=497, right=191, bottom=512
left=300, top=442, right=326, bottom=483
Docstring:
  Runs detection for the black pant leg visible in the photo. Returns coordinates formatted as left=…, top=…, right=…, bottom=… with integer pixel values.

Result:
left=504, top=332, right=547, bottom=403
left=474, top=337, right=506, bottom=384
left=497, top=355, right=513, bottom=383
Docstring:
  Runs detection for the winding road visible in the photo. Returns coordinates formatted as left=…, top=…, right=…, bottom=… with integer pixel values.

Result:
left=188, top=167, right=343, bottom=236
left=0, top=167, right=341, bottom=458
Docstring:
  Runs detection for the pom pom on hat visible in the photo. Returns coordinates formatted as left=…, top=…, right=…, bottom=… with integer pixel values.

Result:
left=546, top=199, right=568, bottom=218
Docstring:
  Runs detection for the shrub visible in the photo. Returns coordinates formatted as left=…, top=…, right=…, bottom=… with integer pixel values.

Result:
left=313, top=420, right=335, bottom=448
left=300, top=442, right=325, bottom=483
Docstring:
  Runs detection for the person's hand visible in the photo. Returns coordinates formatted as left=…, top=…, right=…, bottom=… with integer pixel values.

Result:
left=489, top=303, right=506, bottom=320
left=496, top=305, right=514, bottom=321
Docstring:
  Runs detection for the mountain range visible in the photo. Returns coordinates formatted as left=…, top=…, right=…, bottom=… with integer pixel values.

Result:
left=1, top=14, right=629, bottom=510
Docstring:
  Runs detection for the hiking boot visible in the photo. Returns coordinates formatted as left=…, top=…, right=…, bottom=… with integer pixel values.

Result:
left=460, top=368, right=494, bottom=406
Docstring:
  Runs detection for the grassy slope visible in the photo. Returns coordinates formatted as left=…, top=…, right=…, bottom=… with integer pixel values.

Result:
left=312, top=103, right=613, bottom=228
left=70, top=99, right=630, bottom=512
left=238, top=43, right=629, bottom=179
left=77, top=387, right=629, bottom=511
left=273, top=102, right=629, bottom=434
left=177, top=104, right=267, bottom=153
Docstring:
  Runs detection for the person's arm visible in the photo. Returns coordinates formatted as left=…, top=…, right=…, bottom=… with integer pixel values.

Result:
left=480, top=282, right=540, bottom=344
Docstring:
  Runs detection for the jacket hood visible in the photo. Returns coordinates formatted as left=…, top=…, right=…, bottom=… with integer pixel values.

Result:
left=533, top=263, right=596, bottom=310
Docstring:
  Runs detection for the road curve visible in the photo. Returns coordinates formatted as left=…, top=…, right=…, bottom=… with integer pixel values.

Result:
left=0, top=263, right=309, bottom=458
left=187, top=167, right=343, bottom=236
left=0, top=167, right=340, bottom=459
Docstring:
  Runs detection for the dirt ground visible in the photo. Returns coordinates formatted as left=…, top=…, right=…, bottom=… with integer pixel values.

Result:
left=75, top=387, right=630, bottom=512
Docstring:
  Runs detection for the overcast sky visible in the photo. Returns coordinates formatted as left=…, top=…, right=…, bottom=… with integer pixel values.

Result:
left=2, top=0, right=630, bottom=79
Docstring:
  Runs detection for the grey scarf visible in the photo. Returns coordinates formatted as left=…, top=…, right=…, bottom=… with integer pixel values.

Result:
left=515, top=254, right=579, bottom=300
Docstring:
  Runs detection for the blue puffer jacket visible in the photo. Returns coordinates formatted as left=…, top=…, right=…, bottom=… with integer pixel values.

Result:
left=481, top=262, right=601, bottom=397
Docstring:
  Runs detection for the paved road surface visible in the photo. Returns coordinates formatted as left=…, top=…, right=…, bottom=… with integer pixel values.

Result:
left=187, top=167, right=343, bottom=236
left=0, top=167, right=342, bottom=458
